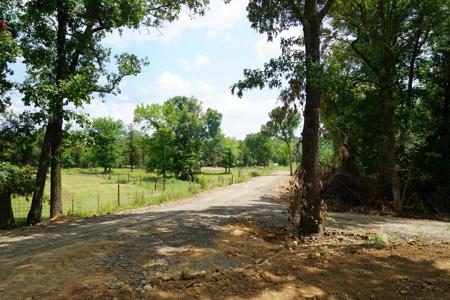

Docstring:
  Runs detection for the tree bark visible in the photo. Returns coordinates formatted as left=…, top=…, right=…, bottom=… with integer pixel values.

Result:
left=287, top=140, right=293, bottom=176
left=299, top=1, right=324, bottom=235
left=50, top=120, right=63, bottom=217
left=381, top=43, right=402, bottom=213
left=26, top=126, right=52, bottom=224
left=49, top=0, right=68, bottom=218
left=0, top=189, right=15, bottom=229
left=382, top=81, right=402, bottom=213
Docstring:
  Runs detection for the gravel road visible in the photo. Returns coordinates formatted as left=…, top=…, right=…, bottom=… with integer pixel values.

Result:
left=0, top=171, right=290, bottom=299
left=0, top=170, right=448, bottom=299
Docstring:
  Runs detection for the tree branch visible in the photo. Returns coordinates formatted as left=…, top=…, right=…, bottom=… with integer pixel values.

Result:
left=317, top=0, right=335, bottom=21
left=350, top=39, right=381, bottom=78
left=289, top=0, right=304, bottom=25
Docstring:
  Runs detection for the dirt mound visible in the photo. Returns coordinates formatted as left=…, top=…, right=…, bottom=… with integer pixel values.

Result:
left=87, top=221, right=450, bottom=299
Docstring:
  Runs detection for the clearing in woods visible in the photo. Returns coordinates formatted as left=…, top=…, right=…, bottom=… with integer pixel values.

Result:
left=0, top=171, right=449, bottom=299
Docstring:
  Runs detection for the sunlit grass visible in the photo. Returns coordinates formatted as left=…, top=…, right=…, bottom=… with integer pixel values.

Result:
left=12, top=167, right=270, bottom=221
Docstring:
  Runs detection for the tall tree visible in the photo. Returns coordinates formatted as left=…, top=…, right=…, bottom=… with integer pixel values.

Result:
left=135, top=96, right=221, bottom=181
left=263, top=106, right=301, bottom=175
left=0, top=0, right=20, bottom=113
left=243, top=132, right=273, bottom=167
left=202, top=108, right=223, bottom=166
left=232, top=0, right=335, bottom=234
left=21, top=0, right=208, bottom=222
left=332, top=0, right=442, bottom=213
left=89, top=118, right=124, bottom=172
left=220, top=136, right=240, bottom=173
left=124, top=124, right=139, bottom=172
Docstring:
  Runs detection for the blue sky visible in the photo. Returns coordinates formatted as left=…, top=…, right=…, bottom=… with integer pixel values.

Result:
left=13, top=0, right=291, bottom=139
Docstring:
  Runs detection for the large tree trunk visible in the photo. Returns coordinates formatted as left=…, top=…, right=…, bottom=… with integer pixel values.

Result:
left=50, top=120, right=63, bottom=217
left=381, top=42, right=402, bottom=214
left=382, top=82, right=402, bottom=213
left=299, top=3, right=323, bottom=235
left=0, top=189, right=15, bottom=229
left=49, top=1, right=68, bottom=218
left=26, top=126, right=52, bottom=224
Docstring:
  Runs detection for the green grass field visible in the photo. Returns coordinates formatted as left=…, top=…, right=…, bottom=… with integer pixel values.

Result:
left=12, top=167, right=272, bottom=222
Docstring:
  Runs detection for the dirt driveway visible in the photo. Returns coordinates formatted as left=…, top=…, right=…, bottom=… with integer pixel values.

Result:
left=0, top=171, right=449, bottom=299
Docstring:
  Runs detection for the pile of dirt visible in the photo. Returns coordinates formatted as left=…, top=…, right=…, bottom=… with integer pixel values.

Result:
left=85, top=220, right=450, bottom=300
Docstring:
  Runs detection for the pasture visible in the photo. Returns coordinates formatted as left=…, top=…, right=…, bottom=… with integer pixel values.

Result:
left=12, top=167, right=270, bottom=222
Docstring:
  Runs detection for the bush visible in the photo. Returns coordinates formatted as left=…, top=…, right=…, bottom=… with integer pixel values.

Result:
left=0, top=163, right=35, bottom=229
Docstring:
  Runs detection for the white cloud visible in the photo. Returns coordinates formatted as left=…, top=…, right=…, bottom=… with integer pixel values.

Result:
left=202, top=92, right=276, bottom=138
left=176, top=58, right=191, bottom=70
left=256, top=28, right=301, bottom=62
left=256, top=38, right=281, bottom=62
left=83, top=100, right=136, bottom=125
left=176, top=55, right=210, bottom=71
left=130, top=71, right=278, bottom=138
left=144, top=71, right=216, bottom=99
left=103, top=0, right=247, bottom=47
left=194, top=54, right=211, bottom=67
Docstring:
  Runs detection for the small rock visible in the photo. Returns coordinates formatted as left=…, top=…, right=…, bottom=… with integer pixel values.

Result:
left=143, top=285, right=153, bottom=291
left=121, top=284, right=133, bottom=293
left=186, top=281, right=198, bottom=288
left=140, top=279, right=149, bottom=286
left=400, top=290, right=408, bottom=295
left=424, top=279, right=437, bottom=285
left=180, top=270, right=206, bottom=280
left=110, top=281, right=124, bottom=289
left=307, top=252, right=321, bottom=259
left=162, top=274, right=174, bottom=282
left=84, top=284, right=97, bottom=291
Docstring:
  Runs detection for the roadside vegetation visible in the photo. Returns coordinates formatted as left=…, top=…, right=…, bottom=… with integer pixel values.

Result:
left=12, top=167, right=270, bottom=223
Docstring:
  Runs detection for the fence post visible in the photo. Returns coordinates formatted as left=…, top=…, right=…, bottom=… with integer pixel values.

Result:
left=117, top=174, right=120, bottom=183
left=154, top=179, right=157, bottom=190
left=231, top=174, right=234, bottom=184
left=71, top=197, right=74, bottom=214
left=97, top=195, right=100, bottom=212
left=117, top=184, right=120, bottom=206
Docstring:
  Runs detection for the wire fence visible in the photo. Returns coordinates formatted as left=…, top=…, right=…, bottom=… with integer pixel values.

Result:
left=12, top=169, right=261, bottom=220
